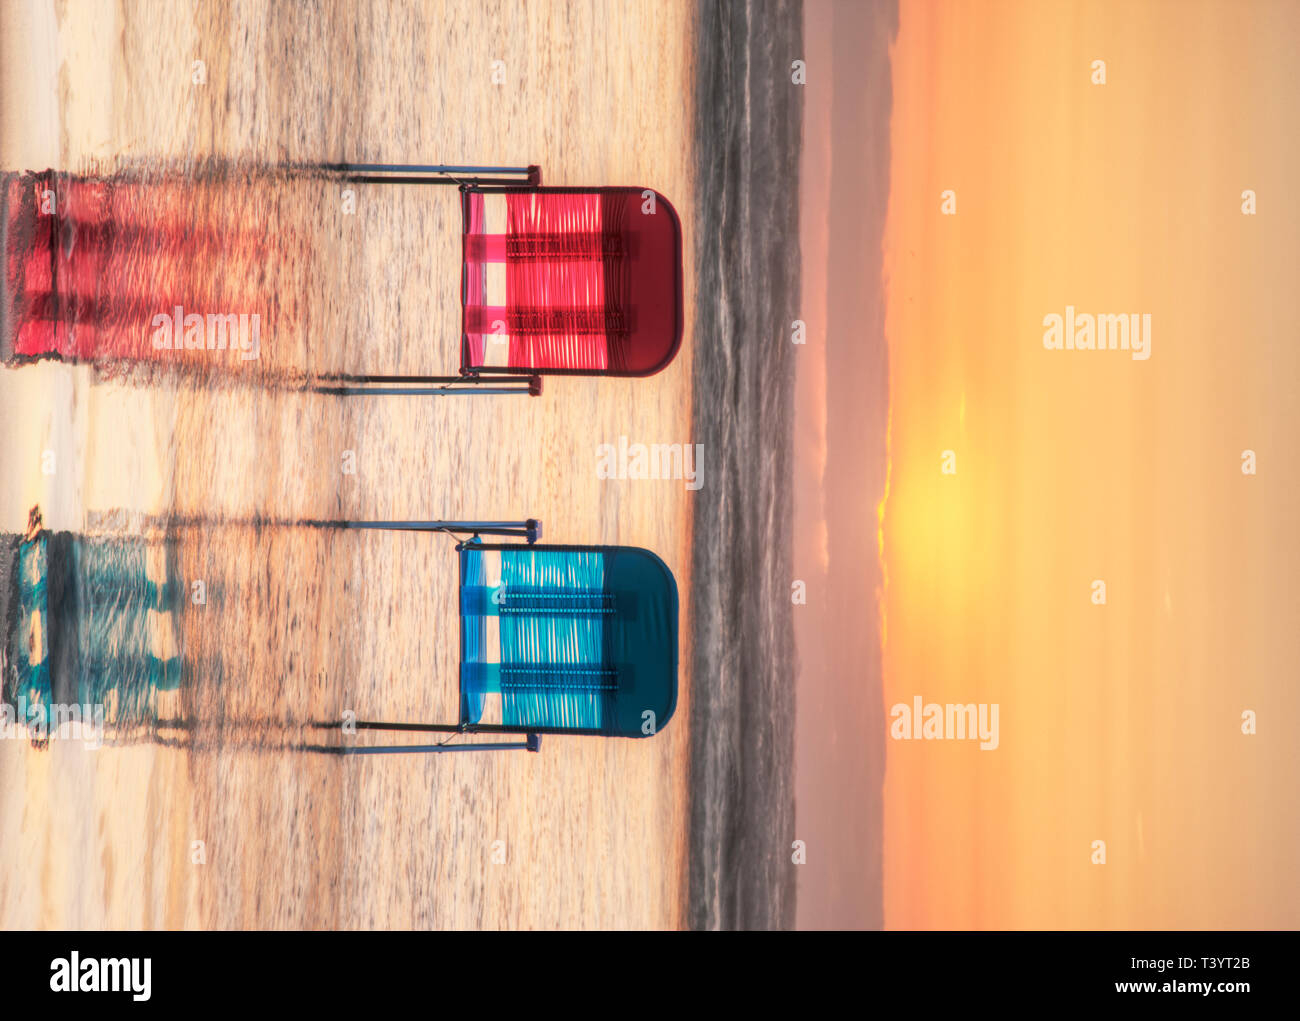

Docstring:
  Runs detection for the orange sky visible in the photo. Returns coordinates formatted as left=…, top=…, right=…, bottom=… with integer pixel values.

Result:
left=882, top=0, right=1300, bottom=928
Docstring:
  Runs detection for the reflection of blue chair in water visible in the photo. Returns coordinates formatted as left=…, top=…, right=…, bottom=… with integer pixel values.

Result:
left=338, top=519, right=679, bottom=756
left=72, top=536, right=182, bottom=721
left=4, top=533, right=52, bottom=733
left=2, top=529, right=181, bottom=737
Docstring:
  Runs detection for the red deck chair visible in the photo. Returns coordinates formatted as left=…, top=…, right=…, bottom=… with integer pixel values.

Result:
left=317, top=164, right=683, bottom=397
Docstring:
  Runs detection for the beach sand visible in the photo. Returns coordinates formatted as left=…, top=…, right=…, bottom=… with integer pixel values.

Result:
left=0, top=0, right=696, bottom=929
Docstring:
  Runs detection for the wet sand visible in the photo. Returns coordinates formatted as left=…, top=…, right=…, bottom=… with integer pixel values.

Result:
left=0, top=0, right=696, bottom=929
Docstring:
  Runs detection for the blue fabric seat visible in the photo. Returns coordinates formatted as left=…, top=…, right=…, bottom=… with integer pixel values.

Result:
left=458, top=544, right=678, bottom=737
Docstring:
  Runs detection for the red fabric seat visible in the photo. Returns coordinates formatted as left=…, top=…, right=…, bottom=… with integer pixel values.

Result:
left=461, top=187, right=682, bottom=377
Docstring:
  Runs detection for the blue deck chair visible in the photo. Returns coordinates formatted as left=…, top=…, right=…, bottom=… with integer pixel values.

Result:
left=310, top=163, right=683, bottom=398
left=338, top=518, right=678, bottom=755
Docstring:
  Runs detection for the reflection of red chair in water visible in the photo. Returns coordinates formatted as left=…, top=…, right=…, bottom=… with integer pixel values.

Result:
left=1, top=170, right=270, bottom=368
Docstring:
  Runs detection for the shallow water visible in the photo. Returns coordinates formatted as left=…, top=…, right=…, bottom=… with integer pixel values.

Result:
left=688, top=0, right=802, bottom=931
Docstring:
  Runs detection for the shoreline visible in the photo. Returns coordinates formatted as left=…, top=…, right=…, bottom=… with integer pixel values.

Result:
left=687, top=0, right=804, bottom=930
